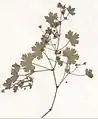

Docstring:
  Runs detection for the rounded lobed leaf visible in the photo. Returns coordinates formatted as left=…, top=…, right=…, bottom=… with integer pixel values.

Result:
left=63, top=47, right=79, bottom=64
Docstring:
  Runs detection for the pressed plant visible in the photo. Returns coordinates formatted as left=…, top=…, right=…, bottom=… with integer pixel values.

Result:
left=1, top=2, right=94, bottom=118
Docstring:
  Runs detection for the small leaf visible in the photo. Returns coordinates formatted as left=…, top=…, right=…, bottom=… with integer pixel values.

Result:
left=11, top=63, right=20, bottom=83
left=63, top=47, right=79, bottom=64
left=17, top=80, right=24, bottom=88
left=11, top=63, right=20, bottom=75
left=20, top=53, right=35, bottom=72
left=67, top=5, right=75, bottom=15
left=56, top=56, right=63, bottom=66
left=53, top=32, right=60, bottom=39
left=57, top=2, right=62, bottom=8
left=65, top=30, right=79, bottom=46
left=61, top=9, right=66, bottom=15
left=28, top=83, right=32, bottom=89
left=32, top=42, right=45, bottom=59
left=3, top=78, right=12, bottom=89
left=85, top=69, right=93, bottom=78
left=29, top=76, right=34, bottom=83
left=45, top=12, right=58, bottom=27
left=41, top=35, right=50, bottom=44
left=13, top=86, right=18, bottom=93
left=1, top=89, right=5, bottom=93
left=11, top=75, right=19, bottom=83
left=45, top=27, right=52, bottom=35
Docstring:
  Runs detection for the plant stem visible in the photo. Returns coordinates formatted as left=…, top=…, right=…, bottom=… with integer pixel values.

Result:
left=41, top=86, right=58, bottom=119
left=43, top=52, right=53, bottom=69
left=58, top=73, right=69, bottom=87
left=58, top=41, right=69, bottom=51
left=32, top=62, right=50, bottom=70
left=45, top=47, right=55, bottom=51
left=49, top=58, right=67, bottom=64
left=44, top=51, right=57, bottom=87
left=34, top=69, right=52, bottom=72
left=42, top=11, right=64, bottom=119
left=54, top=12, right=62, bottom=69
left=50, top=39, right=56, bottom=50
left=70, top=73, right=85, bottom=76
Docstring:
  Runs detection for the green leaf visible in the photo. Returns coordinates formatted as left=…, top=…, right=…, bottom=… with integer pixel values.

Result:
left=65, top=30, right=79, bottom=46
left=20, top=53, right=35, bottom=72
left=67, top=5, right=75, bottom=15
left=32, top=42, right=45, bottom=59
left=63, top=47, right=79, bottom=64
left=45, top=12, right=58, bottom=27
left=85, top=69, right=93, bottom=78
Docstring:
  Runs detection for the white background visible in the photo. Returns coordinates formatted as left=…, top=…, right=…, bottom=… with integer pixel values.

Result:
left=0, top=0, right=98, bottom=118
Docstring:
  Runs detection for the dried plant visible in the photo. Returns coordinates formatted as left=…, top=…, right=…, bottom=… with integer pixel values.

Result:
left=1, top=2, right=94, bottom=118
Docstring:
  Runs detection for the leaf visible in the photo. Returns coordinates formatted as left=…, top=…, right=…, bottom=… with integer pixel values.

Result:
left=29, top=76, right=34, bottom=83
left=11, top=63, right=20, bottom=83
left=57, top=2, right=63, bottom=8
left=67, top=5, right=75, bottom=15
left=56, top=56, right=63, bottom=66
left=45, top=12, right=58, bottom=27
left=3, top=78, right=12, bottom=89
left=11, top=75, right=19, bottom=83
left=85, top=69, right=93, bottom=78
left=32, top=42, right=45, bottom=59
left=65, top=30, right=79, bottom=46
left=13, top=86, right=18, bottom=93
left=63, top=47, right=79, bottom=64
left=41, top=35, right=50, bottom=45
left=20, top=53, right=35, bottom=72
left=28, top=83, right=32, bottom=89
left=53, top=32, right=60, bottom=39
left=11, top=63, right=20, bottom=75
left=17, top=80, right=24, bottom=88
left=45, top=27, right=52, bottom=35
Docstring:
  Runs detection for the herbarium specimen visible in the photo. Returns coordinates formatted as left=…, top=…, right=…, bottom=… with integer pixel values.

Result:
left=1, top=2, right=94, bottom=118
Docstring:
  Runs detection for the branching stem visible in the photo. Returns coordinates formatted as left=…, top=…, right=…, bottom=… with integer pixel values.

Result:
left=32, top=62, right=50, bottom=70
left=58, top=41, right=69, bottom=51
left=43, top=52, right=53, bottom=69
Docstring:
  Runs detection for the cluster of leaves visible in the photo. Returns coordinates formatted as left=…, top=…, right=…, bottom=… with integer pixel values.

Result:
left=1, top=2, right=93, bottom=94
left=1, top=62, right=34, bottom=93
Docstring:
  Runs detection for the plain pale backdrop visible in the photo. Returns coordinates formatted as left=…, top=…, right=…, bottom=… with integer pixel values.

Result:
left=0, top=0, right=98, bottom=118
